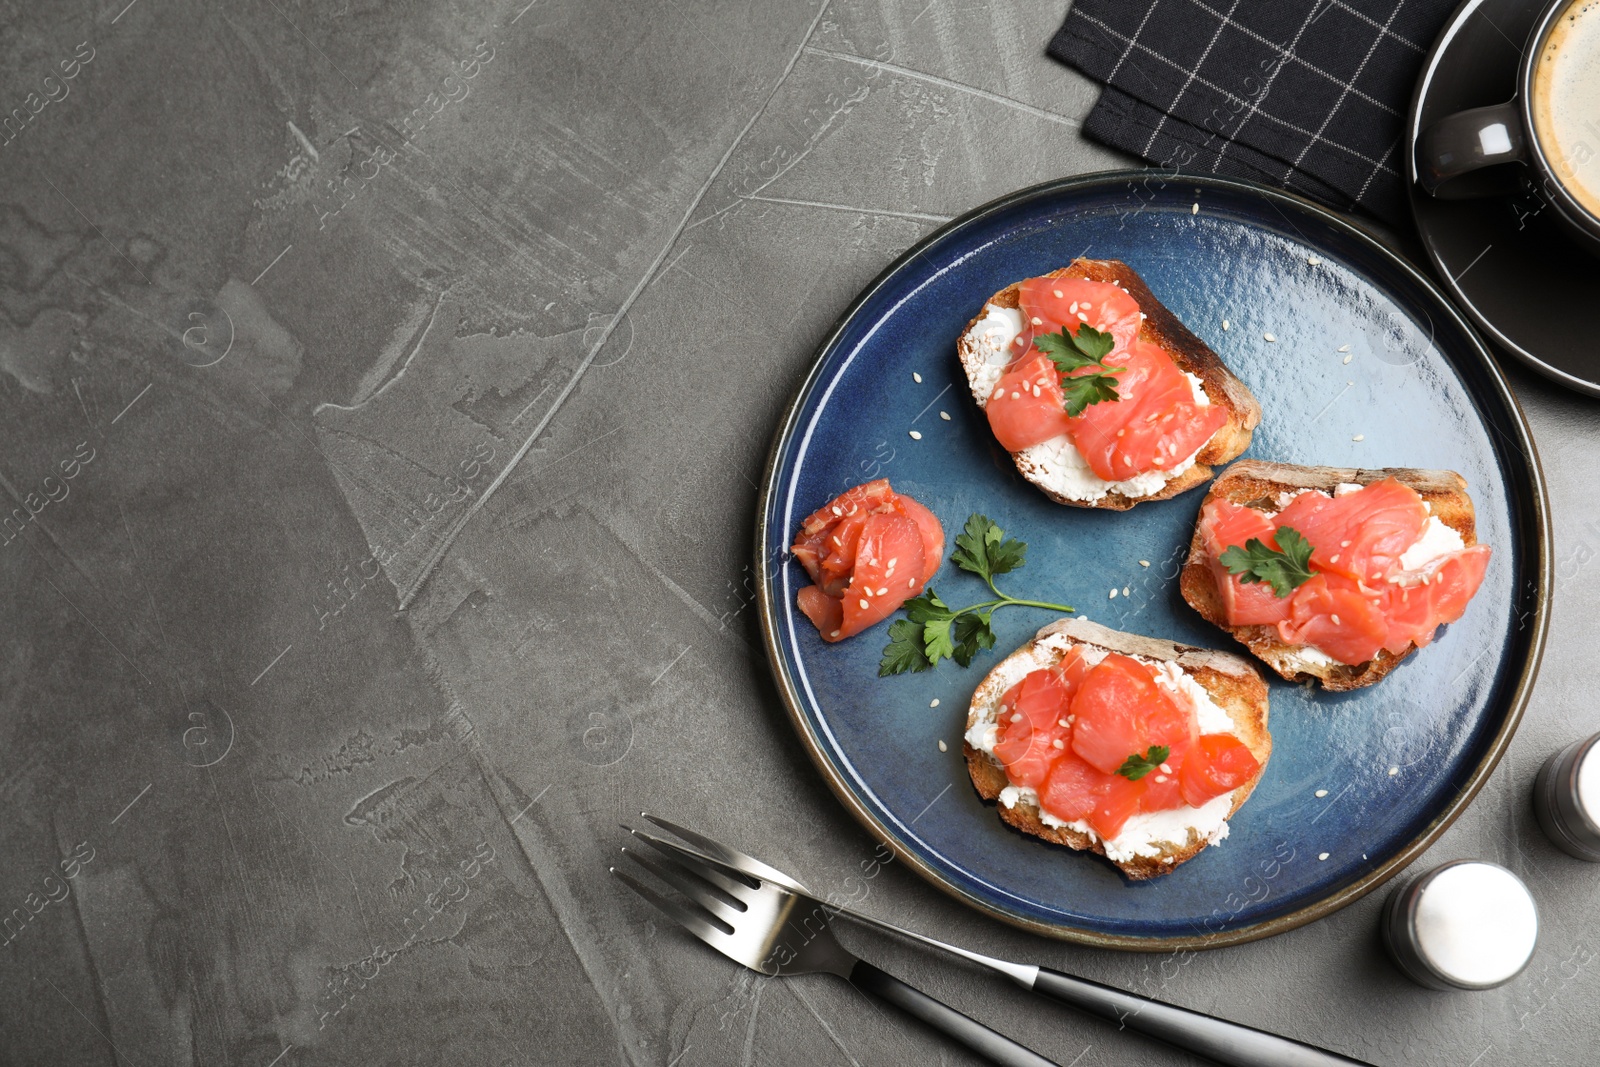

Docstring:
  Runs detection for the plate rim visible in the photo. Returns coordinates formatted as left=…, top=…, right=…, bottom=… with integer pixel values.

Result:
left=1405, top=0, right=1600, bottom=399
left=754, top=169, right=1551, bottom=951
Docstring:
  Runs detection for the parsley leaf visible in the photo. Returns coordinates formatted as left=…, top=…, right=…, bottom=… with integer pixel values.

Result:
left=1033, top=324, right=1126, bottom=417
left=879, top=618, right=934, bottom=677
left=951, top=514, right=1027, bottom=587
left=878, top=513, right=1072, bottom=677
left=951, top=611, right=996, bottom=668
left=1116, top=745, right=1171, bottom=782
left=1219, top=525, right=1317, bottom=598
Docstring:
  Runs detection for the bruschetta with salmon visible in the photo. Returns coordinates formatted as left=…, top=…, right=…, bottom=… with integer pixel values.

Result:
left=964, top=617, right=1271, bottom=879
left=958, top=259, right=1260, bottom=509
left=1181, top=461, right=1492, bottom=691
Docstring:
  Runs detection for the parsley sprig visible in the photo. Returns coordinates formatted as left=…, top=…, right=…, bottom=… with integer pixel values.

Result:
left=1218, top=525, right=1317, bottom=598
left=879, top=515, right=1075, bottom=676
left=1116, top=745, right=1171, bottom=782
left=1034, top=324, right=1126, bottom=417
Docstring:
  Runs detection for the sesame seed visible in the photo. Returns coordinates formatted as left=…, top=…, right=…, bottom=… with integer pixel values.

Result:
left=1011, top=392, right=1020, bottom=400
left=1308, top=257, right=1323, bottom=266
left=930, top=698, right=941, bottom=708
left=1318, top=852, right=1330, bottom=861
left=1159, top=762, right=1172, bottom=774
left=1337, top=344, right=1351, bottom=352
left=859, top=599, right=870, bottom=609
left=1032, top=385, right=1041, bottom=398
left=913, top=371, right=923, bottom=383
left=1154, top=774, right=1167, bottom=783
left=1122, top=587, right=1130, bottom=597
left=939, top=411, right=951, bottom=420
left=1389, top=766, right=1399, bottom=776
left=1342, top=354, right=1353, bottom=364
left=888, top=558, right=897, bottom=568
left=1191, top=202, right=1199, bottom=215
left=1331, top=613, right=1342, bottom=625
left=1315, top=789, right=1329, bottom=797
left=1109, top=588, right=1118, bottom=599
left=1330, top=554, right=1340, bottom=563
left=1353, top=434, right=1364, bottom=442
left=1052, top=739, right=1065, bottom=749
left=1264, top=332, right=1277, bottom=342
left=876, top=587, right=888, bottom=596
left=1078, top=312, right=1088, bottom=322
left=1139, top=560, right=1150, bottom=567
left=829, top=629, right=840, bottom=637
left=938, top=739, right=947, bottom=752
left=1031, top=316, right=1043, bottom=326
left=1341, top=540, right=1351, bottom=547
left=1347, top=380, right=1354, bottom=386
left=1053, top=289, right=1064, bottom=298
left=1153, top=457, right=1164, bottom=466
left=1058, top=719, right=1070, bottom=728
left=832, top=506, right=842, bottom=516
left=909, top=430, right=922, bottom=440
left=908, top=578, right=915, bottom=588
left=1011, top=713, right=1023, bottom=723
left=1069, top=302, right=1079, bottom=313
left=1222, top=319, right=1230, bottom=330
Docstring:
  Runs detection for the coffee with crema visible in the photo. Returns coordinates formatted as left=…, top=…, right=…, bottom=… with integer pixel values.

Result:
left=1533, top=0, right=1600, bottom=219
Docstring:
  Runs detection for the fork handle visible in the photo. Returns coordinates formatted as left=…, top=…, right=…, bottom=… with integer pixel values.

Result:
left=1030, top=968, right=1374, bottom=1066
left=851, top=960, right=1061, bottom=1067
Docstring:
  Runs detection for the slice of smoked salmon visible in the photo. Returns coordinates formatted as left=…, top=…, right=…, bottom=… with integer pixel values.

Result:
left=1200, top=498, right=1294, bottom=626
left=1039, top=751, right=1103, bottom=824
left=796, top=585, right=843, bottom=638
left=1382, top=544, right=1492, bottom=653
left=1179, top=734, right=1260, bottom=808
left=894, top=493, right=947, bottom=583
left=1278, top=572, right=1389, bottom=665
left=1065, top=340, right=1227, bottom=483
left=1018, top=276, right=1143, bottom=352
left=1087, top=770, right=1146, bottom=840
left=1274, top=478, right=1427, bottom=584
left=838, top=513, right=927, bottom=639
left=1070, top=654, right=1191, bottom=775
left=1138, top=741, right=1190, bottom=811
left=792, top=481, right=943, bottom=642
left=993, top=666, right=1076, bottom=789
left=985, top=351, right=1072, bottom=452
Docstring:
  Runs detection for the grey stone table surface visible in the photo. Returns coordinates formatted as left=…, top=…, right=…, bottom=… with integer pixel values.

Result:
left=0, top=1, right=1595, bottom=1065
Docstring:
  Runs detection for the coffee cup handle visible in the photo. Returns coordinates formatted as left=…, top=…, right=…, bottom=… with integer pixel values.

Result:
left=1416, top=102, right=1527, bottom=196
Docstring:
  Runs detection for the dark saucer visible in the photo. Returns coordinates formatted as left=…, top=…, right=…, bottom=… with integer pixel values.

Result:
left=1409, top=0, right=1600, bottom=398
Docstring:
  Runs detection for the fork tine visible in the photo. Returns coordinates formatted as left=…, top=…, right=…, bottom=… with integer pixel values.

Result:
left=610, top=864, right=739, bottom=954
left=625, top=826, right=762, bottom=902
left=641, top=812, right=809, bottom=891
left=619, top=847, right=747, bottom=928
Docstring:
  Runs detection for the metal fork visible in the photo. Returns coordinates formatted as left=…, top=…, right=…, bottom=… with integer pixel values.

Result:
left=629, top=815, right=1375, bottom=1067
left=612, top=836, right=1062, bottom=1066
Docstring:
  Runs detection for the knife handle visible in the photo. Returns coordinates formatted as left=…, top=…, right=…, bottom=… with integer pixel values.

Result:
left=851, top=959, right=1061, bottom=1067
left=1030, top=967, right=1375, bottom=1067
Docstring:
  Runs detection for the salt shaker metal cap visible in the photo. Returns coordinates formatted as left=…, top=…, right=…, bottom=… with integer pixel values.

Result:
left=1533, top=733, right=1600, bottom=861
left=1381, top=860, right=1539, bottom=990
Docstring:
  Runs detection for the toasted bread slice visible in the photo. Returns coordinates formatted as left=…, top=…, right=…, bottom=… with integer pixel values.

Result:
left=957, top=259, right=1260, bottom=510
left=963, top=617, right=1271, bottom=880
left=1180, top=460, right=1480, bottom=691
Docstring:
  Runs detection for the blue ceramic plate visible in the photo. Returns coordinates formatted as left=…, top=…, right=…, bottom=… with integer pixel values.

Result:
left=756, top=173, right=1548, bottom=950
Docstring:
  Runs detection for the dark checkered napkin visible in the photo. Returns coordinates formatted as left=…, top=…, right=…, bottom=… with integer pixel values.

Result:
left=1050, top=0, right=1460, bottom=224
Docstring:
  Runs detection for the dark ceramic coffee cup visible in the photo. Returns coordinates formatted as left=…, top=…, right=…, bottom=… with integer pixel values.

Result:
left=1416, top=0, right=1600, bottom=257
